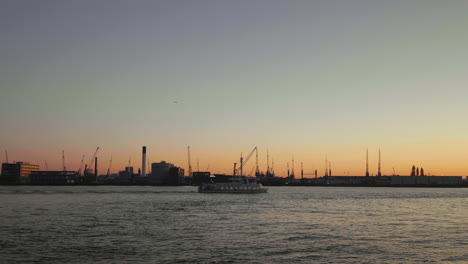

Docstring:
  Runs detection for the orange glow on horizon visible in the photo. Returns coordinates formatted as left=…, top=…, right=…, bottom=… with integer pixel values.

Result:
left=4, top=142, right=468, bottom=177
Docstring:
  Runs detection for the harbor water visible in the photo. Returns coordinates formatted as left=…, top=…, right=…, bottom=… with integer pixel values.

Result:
left=0, top=186, right=466, bottom=263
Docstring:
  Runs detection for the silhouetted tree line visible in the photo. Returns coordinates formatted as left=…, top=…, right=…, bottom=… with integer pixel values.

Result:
left=411, top=165, right=424, bottom=176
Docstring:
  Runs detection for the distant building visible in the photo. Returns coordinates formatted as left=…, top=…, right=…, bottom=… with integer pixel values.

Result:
left=391, top=176, right=462, bottom=186
left=1, top=162, right=40, bottom=184
left=30, top=171, right=78, bottom=185
left=324, top=176, right=392, bottom=186
left=132, top=175, right=151, bottom=185
left=106, top=166, right=135, bottom=184
left=150, top=161, right=174, bottom=185
left=167, top=167, right=184, bottom=185
left=150, top=161, right=184, bottom=185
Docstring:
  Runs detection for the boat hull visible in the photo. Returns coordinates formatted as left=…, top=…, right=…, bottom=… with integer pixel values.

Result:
left=198, top=189, right=268, bottom=194
left=198, top=183, right=268, bottom=194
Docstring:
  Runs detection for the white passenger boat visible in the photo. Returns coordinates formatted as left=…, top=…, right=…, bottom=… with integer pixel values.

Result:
left=198, top=181, right=268, bottom=193
left=198, top=150, right=268, bottom=193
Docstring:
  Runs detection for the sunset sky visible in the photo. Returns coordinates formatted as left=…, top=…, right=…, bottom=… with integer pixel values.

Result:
left=1, top=0, right=468, bottom=176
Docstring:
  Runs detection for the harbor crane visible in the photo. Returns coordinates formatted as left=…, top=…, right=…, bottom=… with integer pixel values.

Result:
left=85, top=147, right=99, bottom=174
left=233, top=146, right=257, bottom=176
left=255, top=148, right=259, bottom=176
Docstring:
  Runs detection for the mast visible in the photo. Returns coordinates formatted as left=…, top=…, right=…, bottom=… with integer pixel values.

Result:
left=325, top=155, right=328, bottom=177
left=378, top=148, right=381, bottom=177
left=267, top=149, right=270, bottom=175
left=366, top=148, right=369, bottom=177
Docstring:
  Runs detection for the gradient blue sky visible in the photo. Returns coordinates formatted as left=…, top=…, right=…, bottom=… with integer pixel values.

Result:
left=1, top=0, right=468, bottom=176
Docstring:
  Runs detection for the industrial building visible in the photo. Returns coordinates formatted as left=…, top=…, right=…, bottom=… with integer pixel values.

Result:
left=112, top=167, right=134, bottom=184
left=1, top=162, right=40, bottom=184
left=168, top=167, right=184, bottom=185
left=391, top=176, right=462, bottom=186
left=323, top=176, right=392, bottom=186
left=150, top=161, right=184, bottom=185
left=124, top=166, right=134, bottom=175
left=29, top=171, right=78, bottom=185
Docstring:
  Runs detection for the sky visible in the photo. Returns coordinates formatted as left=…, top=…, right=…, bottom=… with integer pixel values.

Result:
left=1, top=0, right=468, bottom=176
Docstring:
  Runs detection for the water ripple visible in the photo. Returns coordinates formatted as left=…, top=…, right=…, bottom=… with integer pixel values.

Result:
left=0, top=186, right=467, bottom=263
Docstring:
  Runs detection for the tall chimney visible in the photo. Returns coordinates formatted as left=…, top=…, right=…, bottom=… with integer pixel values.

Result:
left=142, top=146, right=146, bottom=176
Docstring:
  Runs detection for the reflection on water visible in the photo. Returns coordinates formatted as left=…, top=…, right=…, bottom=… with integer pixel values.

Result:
left=0, top=186, right=467, bottom=263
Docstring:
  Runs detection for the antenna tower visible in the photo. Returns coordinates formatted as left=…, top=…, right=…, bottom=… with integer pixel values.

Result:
left=62, top=150, right=67, bottom=172
left=291, top=155, right=295, bottom=177
left=301, top=162, right=303, bottom=180
left=366, top=148, right=369, bottom=176
left=378, top=148, right=381, bottom=177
